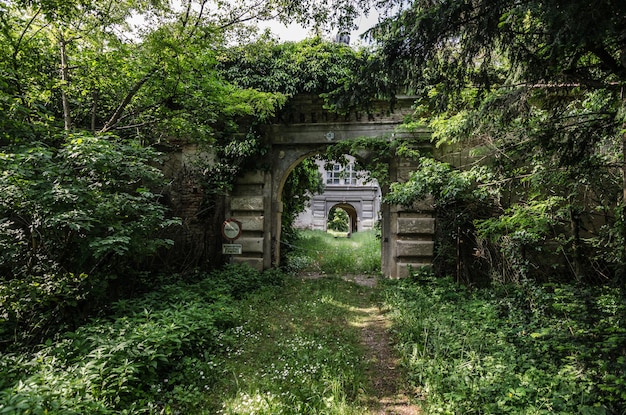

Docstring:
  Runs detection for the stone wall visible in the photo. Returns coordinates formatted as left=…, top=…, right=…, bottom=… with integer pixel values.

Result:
left=157, top=94, right=437, bottom=277
left=269, top=95, right=435, bottom=277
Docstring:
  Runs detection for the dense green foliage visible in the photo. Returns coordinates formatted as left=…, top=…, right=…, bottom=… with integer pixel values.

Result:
left=0, top=0, right=290, bottom=348
left=327, top=207, right=350, bottom=232
left=0, top=265, right=287, bottom=414
left=375, top=0, right=626, bottom=283
left=383, top=271, right=626, bottom=414
left=0, top=264, right=378, bottom=414
left=218, top=36, right=394, bottom=115
left=0, top=134, right=179, bottom=346
left=373, top=0, right=626, bottom=94
left=280, top=158, right=325, bottom=252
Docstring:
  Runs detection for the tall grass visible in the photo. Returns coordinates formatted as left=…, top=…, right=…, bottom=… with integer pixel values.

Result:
left=285, top=230, right=381, bottom=275
left=213, top=276, right=373, bottom=414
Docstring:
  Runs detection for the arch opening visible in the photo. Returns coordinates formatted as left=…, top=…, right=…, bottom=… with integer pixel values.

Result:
left=328, top=204, right=357, bottom=235
left=227, top=95, right=434, bottom=277
left=290, top=154, right=382, bottom=233
left=277, top=152, right=382, bottom=271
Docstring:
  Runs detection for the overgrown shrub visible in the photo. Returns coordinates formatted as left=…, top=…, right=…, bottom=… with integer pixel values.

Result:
left=0, top=135, right=180, bottom=347
left=382, top=272, right=626, bottom=414
left=0, top=265, right=287, bottom=414
left=327, top=207, right=350, bottom=232
left=385, top=157, right=495, bottom=283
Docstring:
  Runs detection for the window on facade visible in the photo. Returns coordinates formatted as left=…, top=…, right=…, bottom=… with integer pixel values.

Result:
left=326, top=163, right=357, bottom=185
left=344, top=164, right=357, bottom=185
left=326, top=164, right=341, bottom=184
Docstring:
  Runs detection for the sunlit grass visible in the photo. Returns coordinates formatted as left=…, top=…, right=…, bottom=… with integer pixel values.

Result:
left=209, top=277, right=374, bottom=414
left=285, top=230, right=381, bottom=275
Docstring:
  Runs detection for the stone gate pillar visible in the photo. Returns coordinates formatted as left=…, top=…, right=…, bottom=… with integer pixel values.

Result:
left=227, top=155, right=436, bottom=277
left=226, top=170, right=272, bottom=270
left=224, top=93, right=436, bottom=277
left=382, top=157, right=436, bottom=278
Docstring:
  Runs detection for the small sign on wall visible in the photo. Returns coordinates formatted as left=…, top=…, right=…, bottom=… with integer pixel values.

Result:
left=222, top=218, right=243, bottom=256
left=221, top=218, right=242, bottom=241
left=222, top=244, right=242, bottom=255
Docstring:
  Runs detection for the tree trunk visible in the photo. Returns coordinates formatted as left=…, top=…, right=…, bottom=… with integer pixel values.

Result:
left=621, top=124, right=626, bottom=282
left=91, top=90, right=98, bottom=132
left=99, top=68, right=157, bottom=134
left=569, top=204, right=582, bottom=281
left=59, top=34, right=71, bottom=131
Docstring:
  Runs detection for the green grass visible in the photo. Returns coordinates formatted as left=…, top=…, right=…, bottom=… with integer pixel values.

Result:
left=285, top=230, right=381, bottom=275
left=382, top=272, right=626, bottom=415
left=0, top=264, right=380, bottom=414
left=9, top=233, right=621, bottom=415
left=210, top=276, right=375, bottom=414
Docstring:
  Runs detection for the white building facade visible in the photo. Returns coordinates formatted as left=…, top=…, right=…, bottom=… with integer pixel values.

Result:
left=294, top=156, right=381, bottom=232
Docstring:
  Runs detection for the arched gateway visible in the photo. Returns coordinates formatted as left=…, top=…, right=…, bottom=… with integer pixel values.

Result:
left=226, top=95, right=435, bottom=278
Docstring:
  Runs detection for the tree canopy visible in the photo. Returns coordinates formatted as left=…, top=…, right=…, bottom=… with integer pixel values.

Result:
left=0, top=0, right=384, bottom=346
left=0, top=0, right=291, bottom=345
left=374, top=0, right=626, bottom=282
left=3, top=0, right=626, bottom=348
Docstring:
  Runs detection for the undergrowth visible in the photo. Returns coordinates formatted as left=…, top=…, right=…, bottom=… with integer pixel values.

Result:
left=0, top=264, right=285, bottom=414
left=212, top=276, right=371, bottom=414
left=0, top=264, right=372, bottom=414
left=382, top=271, right=626, bottom=414
left=284, top=229, right=381, bottom=275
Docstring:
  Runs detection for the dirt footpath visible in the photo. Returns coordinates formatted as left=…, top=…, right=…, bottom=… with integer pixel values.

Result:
left=301, top=273, right=423, bottom=414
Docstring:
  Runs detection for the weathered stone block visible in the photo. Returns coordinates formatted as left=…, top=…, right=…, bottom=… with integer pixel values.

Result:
left=411, top=197, right=435, bottom=212
left=237, top=171, right=265, bottom=185
left=233, top=257, right=264, bottom=271
left=393, top=198, right=435, bottom=213
left=231, top=196, right=264, bottom=212
left=239, top=237, right=264, bottom=253
left=237, top=216, right=264, bottom=232
left=396, top=240, right=434, bottom=257
left=397, top=166, right=415, bottom=182
left=234, top=184, right=264, bottom=197
left=397, top=218, right=435, bottom=235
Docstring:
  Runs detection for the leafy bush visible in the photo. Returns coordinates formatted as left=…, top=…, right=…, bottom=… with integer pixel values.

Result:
left=385, top=157, right=494, bottom=283
left=0, top=265, right=287, bottom=414
left=0, top=135, right=179, bottom=347
left=328, top=207, right=350, bottom=232
left=382, top=273, right=626, bottom=414
left=475, top=197, right=567, bottom=283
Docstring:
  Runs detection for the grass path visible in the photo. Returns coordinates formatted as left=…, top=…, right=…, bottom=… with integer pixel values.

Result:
left=337, top=275, right=422, bottom=415
left=210, top=230, right=422, bottom=413
left=357, top=303, right=420, bottom=415
left=213, top=272, right=422, bottom=414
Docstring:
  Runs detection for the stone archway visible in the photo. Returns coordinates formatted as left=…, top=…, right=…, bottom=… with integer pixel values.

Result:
left=330, top=203, right=358, bottom=233
left=225, top=95, right=436, bottom=278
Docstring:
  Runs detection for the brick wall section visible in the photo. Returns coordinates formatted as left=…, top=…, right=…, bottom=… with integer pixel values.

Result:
left=158, top=142, right=220, bottom=269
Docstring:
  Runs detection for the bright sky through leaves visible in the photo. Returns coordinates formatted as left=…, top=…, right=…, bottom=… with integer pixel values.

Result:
left=258, top=11, right=380, bottom=43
